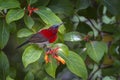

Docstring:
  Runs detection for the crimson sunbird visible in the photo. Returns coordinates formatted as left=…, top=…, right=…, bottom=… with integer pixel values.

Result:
left=16, top=23, right=64, bottom=49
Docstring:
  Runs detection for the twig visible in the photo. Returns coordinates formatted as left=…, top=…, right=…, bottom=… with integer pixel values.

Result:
left=87, top=18, right=101, bottom=34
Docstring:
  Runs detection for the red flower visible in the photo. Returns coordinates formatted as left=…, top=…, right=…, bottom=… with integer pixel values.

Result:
left=44, top=47, right=65, bottom=64
left=27, top=4, right=38, bottom=16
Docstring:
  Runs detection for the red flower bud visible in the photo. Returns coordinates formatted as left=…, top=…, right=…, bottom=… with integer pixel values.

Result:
left=27, top=4, right=38, bottom=16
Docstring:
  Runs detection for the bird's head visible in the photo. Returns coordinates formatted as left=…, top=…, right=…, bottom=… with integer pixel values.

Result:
left=49, top=22, right=64, bottom=30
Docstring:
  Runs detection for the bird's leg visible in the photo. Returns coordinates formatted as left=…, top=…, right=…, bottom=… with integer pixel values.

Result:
left=43, top=44, right=51, bottom=52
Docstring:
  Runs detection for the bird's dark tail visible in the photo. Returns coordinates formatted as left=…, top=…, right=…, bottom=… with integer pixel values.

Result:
left=16, top=41, right=29, bottom=49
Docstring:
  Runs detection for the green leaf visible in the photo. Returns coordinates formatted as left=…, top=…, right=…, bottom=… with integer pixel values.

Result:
left=103, top=0, right=120, bottom=15
left=24, top=71, right=34, bottom=80
left=34, top=0, right=52, bottom=6
left=54, top=43, right=69, bottom=56
left=45, top=56, right=57, bottom=78
left=103, top=76, right=116, bottom=80
left=48, top=0, right=74, bottom=17
left=0, top=51, right=9, bottom=80
left=64, top=31, right=83, bottom=42
left=59, top=51, right=88, bottom=80
left=9, top=68, right=16, bottom=79
left=7, top=22, right=16, bottom=33
left=0, top=19, right=9, bottom=49
left=24, top=15, right=34, bottom=29
left=0, top=0, right=20, bottom=10
left=6, top=75, right=14, bottom=80
left=22, top=45, right=43, bottom=68
left=34, top=7, right=65, bottom=34
left=27, top=0, right=38, bottom=4
left=6, top=9, right=24, bottom=24
left=86, top=41, right=108, bottom=63
left=102, top=15, right=116, bottom=24
left=76, top=0, right=91, bottom=11
left=17, top=28, right=34, bottom=38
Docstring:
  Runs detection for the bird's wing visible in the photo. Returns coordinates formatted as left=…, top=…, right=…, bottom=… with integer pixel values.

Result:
left=29, top=33, right=48, bottom=43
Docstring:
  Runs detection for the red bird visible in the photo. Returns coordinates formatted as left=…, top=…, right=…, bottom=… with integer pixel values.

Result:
left=17, top=23, right=64, bottom=49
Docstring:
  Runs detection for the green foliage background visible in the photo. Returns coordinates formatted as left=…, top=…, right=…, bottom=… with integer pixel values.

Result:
left=0, top=0, right=120, bottom=80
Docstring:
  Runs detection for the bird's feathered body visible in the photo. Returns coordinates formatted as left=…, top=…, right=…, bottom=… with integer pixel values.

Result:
left=39, top=27, right=58, bottom=43
left=16, top=23, right=63, bottom=49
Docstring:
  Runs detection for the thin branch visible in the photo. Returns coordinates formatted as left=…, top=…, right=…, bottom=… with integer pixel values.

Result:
left=87, top=18, right=101, bottom=34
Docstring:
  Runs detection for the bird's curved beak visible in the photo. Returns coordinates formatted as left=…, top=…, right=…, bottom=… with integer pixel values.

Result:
left=57, top=22, right=64, bottom=27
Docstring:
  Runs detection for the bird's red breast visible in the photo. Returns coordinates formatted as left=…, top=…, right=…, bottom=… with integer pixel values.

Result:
left=39, top=29, right=58, bottom=43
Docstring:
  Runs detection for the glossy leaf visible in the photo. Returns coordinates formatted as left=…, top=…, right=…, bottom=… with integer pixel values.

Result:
left=102, top=15, right=116, bottom=24
left=48, top=0, right=74, bottom=17
left=0, top=19, right=9, bottom=49
left=54, top=43, right=69, bottom=56
left=103, top=0, right=120, bottom=15
left=86, top=41, right=108, bottom=63
left=24, top=15, right=34, bottom=29
left=45, top=56, right=57, bottom=78
left=24, top=71, right=34, bottom=80
left=34, top=7, right=65, bottom=34
left=22, top=45, right=43, bottom=68
left=6, top=9, right=24, bottom=24
left=27, top=0, right=38, bottom=4
left=59, top=51, right=88, bottom=80
left=64, top=31, right=83, bottom=42
left=103, top=76, right=116, bottom=80
left=17, top=28, right=34, bottom=38
left=0, top=0, right=20, bottom=10
left=76, top=0, right=91, bottom=11
left=33, top=0, right=50, bottom=6
left=7, top=22, right=16, bottom=33
left=0, top=51, right=9, bottom=80
left=102, top=7, right=116, bottom=24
